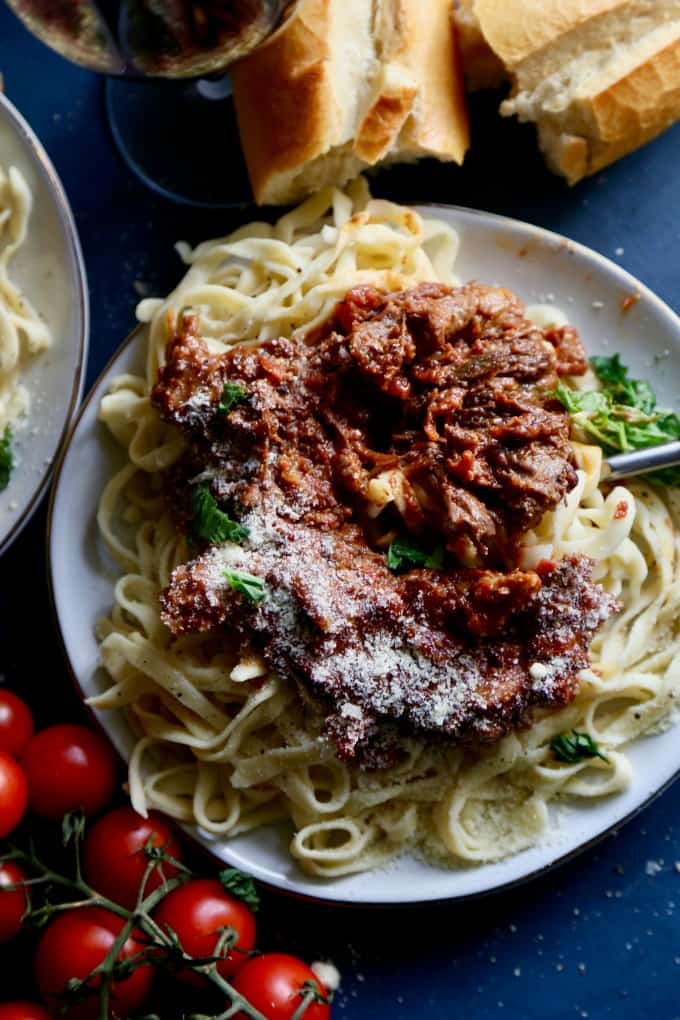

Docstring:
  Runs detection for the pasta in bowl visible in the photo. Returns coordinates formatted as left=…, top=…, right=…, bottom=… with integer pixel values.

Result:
left=0, top=91, right=87, bottom=555
left=50, top=184, right=680, bottom=903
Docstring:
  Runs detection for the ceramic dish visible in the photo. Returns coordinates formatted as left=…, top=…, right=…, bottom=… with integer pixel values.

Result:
left=48, top=204, right=680, bottom=905
left=0, top=91, right=88, bottom=556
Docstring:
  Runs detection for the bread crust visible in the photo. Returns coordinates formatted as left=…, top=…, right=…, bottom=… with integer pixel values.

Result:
left=231, top=0, right=469, bottom=205
left=552, top=36, right=680, bottom=182
left=231, top=0, right=337, bottom=205
left=472, top=0, right=628, bottom=67
left=469, top=0, right=680, bottom=183
left=590, top=38, right=680, bottom=144
left=398, top=0, right=469, bottom=159
left=355, top=65, right=419, bottom=164
left=354, top=0, right=426, bottom=164
left=454, top=0, right=507, bottom=90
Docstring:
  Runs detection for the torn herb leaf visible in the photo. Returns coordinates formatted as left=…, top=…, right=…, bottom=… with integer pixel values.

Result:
left=552, top=356, right=680, bottom=486
left=387, top=538, right=445, bottom=571
left=189, top=486, right=249, bottom=545
left=219, top=868, right=260, bottom=911
left=224, top=570, right=265, bottom=605
left=0, top=428, right=13, bottom=491
left=218, top=382, right=248, bottom=416
left=590, top=354, right=656, bottom=413
left=550, top=730, right=608, bottom=764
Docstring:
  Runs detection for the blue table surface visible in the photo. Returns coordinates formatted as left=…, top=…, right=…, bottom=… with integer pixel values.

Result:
left=1, top=7, right=680, bottom=1018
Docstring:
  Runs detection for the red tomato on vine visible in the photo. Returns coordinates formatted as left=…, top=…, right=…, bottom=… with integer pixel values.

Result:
left=21, top=725, right=116, bottom=820
left=232, top=954, right=331, bottom=1020
left=153, top=878, right=256, bottom=983
left=0, top=752, right=27, bottom=838
left=0, top=860, right=28, bottom=943
left=34, top=906, right=153, bottom=1019
left=83, top=806, right=183, bottom=909
left=0, top=691, right=33, bottom=757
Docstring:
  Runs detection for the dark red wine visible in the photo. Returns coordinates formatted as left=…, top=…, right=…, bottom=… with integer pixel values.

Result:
left=5, top=0, right=287, bottom=77
left=6, top=0, right=122, bottom=73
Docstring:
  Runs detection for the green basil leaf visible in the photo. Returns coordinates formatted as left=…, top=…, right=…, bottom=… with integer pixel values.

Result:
left=219, top=868, right=260, bottom=911
left=224, top=570, right=265, bottom=605
left=589, top=353, right=627, bottom=387
left=555, top=355, right=680, bottom=487
left=189, top=486, right=249, bottom=546
left=550, top=730, right=608, bottom=764
left=218, top=382, right=248, bottom=416
left=387, top=538, right=444, bottom=571
left=0, top=428, right=13, bottom=492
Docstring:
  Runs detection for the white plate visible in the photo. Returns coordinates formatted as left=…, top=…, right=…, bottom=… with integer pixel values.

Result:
left=48, top=205, right=680, bottom=905
left=0, top=92, right=88, bottom=556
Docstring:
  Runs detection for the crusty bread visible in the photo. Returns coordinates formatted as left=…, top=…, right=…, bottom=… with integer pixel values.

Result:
left=231, top=0, right=469, bottom=205
left=454, top=0, right=506, bottom=91
left=458, top=0, right=680, bottom=183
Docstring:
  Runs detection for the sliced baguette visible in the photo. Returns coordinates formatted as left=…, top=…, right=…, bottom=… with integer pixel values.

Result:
left=466, top=0, right=680, bottom=182
left=454, top=0, right=506, bottom=91
left=231, top=0, right=469, bottom=206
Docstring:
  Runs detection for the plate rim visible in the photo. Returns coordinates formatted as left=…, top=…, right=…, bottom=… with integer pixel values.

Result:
left=0, top=89, right=89, bottom=558
left=47, top=202, right=680, bottom=907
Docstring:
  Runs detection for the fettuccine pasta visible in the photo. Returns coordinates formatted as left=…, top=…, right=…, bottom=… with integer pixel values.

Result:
left=0, top=164, right=51, bottom=437
left=92, top=181, right=680, bottom=876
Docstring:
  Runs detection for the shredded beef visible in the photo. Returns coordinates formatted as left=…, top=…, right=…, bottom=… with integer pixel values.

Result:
left=152, top=283, right=619, bottom=762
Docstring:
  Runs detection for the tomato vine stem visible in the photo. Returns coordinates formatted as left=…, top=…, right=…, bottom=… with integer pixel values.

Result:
left=0, top=830, right=275, bottom=1019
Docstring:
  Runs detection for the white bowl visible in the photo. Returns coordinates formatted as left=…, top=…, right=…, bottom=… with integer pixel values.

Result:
left=48, top=204, right=680, bottom=905
left=0, top=91, right=88, bottom=556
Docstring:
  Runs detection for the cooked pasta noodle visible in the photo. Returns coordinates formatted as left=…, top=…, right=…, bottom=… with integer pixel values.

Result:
left=0, top=164, right=51, bottom=435
left=92, top=182, right=680, bottom=875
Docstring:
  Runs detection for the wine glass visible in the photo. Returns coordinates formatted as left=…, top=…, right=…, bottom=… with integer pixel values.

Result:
left=5, top=0, right=291, bottom=206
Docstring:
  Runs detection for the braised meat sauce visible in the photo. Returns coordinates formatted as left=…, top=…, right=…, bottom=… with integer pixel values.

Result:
left=153, top=283, right=617, bottom=761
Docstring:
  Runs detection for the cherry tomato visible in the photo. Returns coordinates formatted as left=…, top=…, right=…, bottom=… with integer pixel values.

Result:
left=0, top=1003, right=51, bottom=1020
left=83, top=806, right=183, bottom=910
left=0, top=752, right=27, bottom=838
left=0, top=692, right=34, bottom=758
left=232, top=954, right=330, bottom=1020
left=0, top=860, right=29, bottom=943
left=35, top=906, right=153, bottom=1020
left=20, top=725, right=116, bottom=820
left=153, top=878, right=256, bottom=983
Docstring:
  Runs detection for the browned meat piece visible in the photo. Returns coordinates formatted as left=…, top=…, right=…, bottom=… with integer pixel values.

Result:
left=152, top=281, right=617, bottom=762
left=153, top=282, right=583, bottom=567
left=161, top=515, right=617, bottom=756
left=348, top=314, right=416, bottom=399
left=153, top=313, right=226, bottom=428
left=544, top=325, right=589, bottom=376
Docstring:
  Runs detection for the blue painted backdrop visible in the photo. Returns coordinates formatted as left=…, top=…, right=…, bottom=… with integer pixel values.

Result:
left=0, top=6, right=679, bottom=1017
